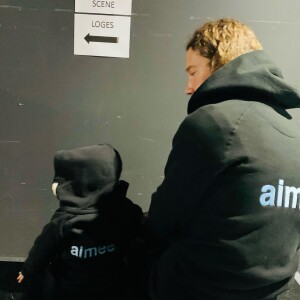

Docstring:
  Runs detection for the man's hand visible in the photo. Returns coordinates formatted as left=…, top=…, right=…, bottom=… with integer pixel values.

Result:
left=17, top=272, right=24, bottom=284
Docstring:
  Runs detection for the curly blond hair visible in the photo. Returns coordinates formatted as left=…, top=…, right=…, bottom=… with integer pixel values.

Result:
left=186, top=18, right=263, bottom=72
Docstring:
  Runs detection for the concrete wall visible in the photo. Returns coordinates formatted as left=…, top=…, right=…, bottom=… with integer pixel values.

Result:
left=1, top=0, right=300, bottom=259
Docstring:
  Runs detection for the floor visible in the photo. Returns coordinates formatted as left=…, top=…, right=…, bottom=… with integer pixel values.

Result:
left=0, top=262, right=299, bottom=299
left=0, top=262, right=23, bottom=300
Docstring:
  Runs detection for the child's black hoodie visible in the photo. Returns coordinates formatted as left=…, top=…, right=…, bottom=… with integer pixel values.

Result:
left=21, top=144, right=143, bottom=295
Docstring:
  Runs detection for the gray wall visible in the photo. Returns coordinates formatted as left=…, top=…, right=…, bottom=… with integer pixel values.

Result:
left=1, top=0, right=300, bottom=259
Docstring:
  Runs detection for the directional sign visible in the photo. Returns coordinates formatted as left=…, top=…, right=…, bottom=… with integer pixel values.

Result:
left=74, top=14, right=131, bottom=58
left=75, top=0, right=132, bottom=16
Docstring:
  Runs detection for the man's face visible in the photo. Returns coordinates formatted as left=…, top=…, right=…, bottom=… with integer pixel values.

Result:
left=185, top=47, right=212, bottom=95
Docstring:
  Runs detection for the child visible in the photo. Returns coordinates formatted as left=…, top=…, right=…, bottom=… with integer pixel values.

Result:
left=17, top=144, right=144, bottom=300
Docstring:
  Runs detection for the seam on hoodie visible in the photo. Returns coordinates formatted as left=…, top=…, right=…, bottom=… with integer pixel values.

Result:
left=254, top=103, right=296, bottom=138
left=224, top=101, right=254, bottom=158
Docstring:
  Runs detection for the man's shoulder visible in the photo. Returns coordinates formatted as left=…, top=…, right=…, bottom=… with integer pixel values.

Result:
left=190, top=99, right=251, bottom=119
left=183, top=100, right=252, bottom=133
left=175, top=100, right=254, bottom=156
left=182, top=100, right=232, bottom=129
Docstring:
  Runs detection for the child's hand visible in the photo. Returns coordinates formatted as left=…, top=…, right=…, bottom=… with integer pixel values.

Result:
left=17, top=272, right=24, bottom=284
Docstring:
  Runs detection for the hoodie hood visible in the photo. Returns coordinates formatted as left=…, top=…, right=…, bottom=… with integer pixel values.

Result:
left=188, top=50, right=300, bottom=114
left=53, top=144, right=122, bottom=211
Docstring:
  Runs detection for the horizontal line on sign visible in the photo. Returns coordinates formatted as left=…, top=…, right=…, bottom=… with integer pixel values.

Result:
left=74, top=12, right=132, bottom=17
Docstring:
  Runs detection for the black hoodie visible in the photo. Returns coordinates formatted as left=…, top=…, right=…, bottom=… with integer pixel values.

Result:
left=148, top=51, right=300, bottom=300
left=22, top=144, right=143, bottom=295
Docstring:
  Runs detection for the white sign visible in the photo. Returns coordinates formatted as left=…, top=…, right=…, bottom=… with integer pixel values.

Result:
left=74, top=14, right=131, bottom=58
left=75, top=0, right=132, bottom=16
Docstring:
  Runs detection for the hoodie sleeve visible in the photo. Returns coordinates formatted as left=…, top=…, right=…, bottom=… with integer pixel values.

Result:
left=21, top=216, right=66, bottom=279
left=148, top=111, right=226, bottom=238
left=112, top=180, right=144, bottom=232
left=122, top=197, right=144, bottom=237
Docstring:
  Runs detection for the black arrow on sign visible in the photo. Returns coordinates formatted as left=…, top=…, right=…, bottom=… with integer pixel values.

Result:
left=84, top=34, right=118, bottom=44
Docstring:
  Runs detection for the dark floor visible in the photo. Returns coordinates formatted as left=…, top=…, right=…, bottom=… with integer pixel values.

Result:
left=0, top=292, right=22, bottom=300
left=0, top=262, right=299, bottom=300
left=0, top=262, right=23, bottom=300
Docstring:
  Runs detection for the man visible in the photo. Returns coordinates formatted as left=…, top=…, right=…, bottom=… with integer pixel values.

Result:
left=148, top=18, right=300, bottom=300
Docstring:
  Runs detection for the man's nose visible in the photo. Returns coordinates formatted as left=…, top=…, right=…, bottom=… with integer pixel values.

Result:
left=185, top=83, right=194, bottom=95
